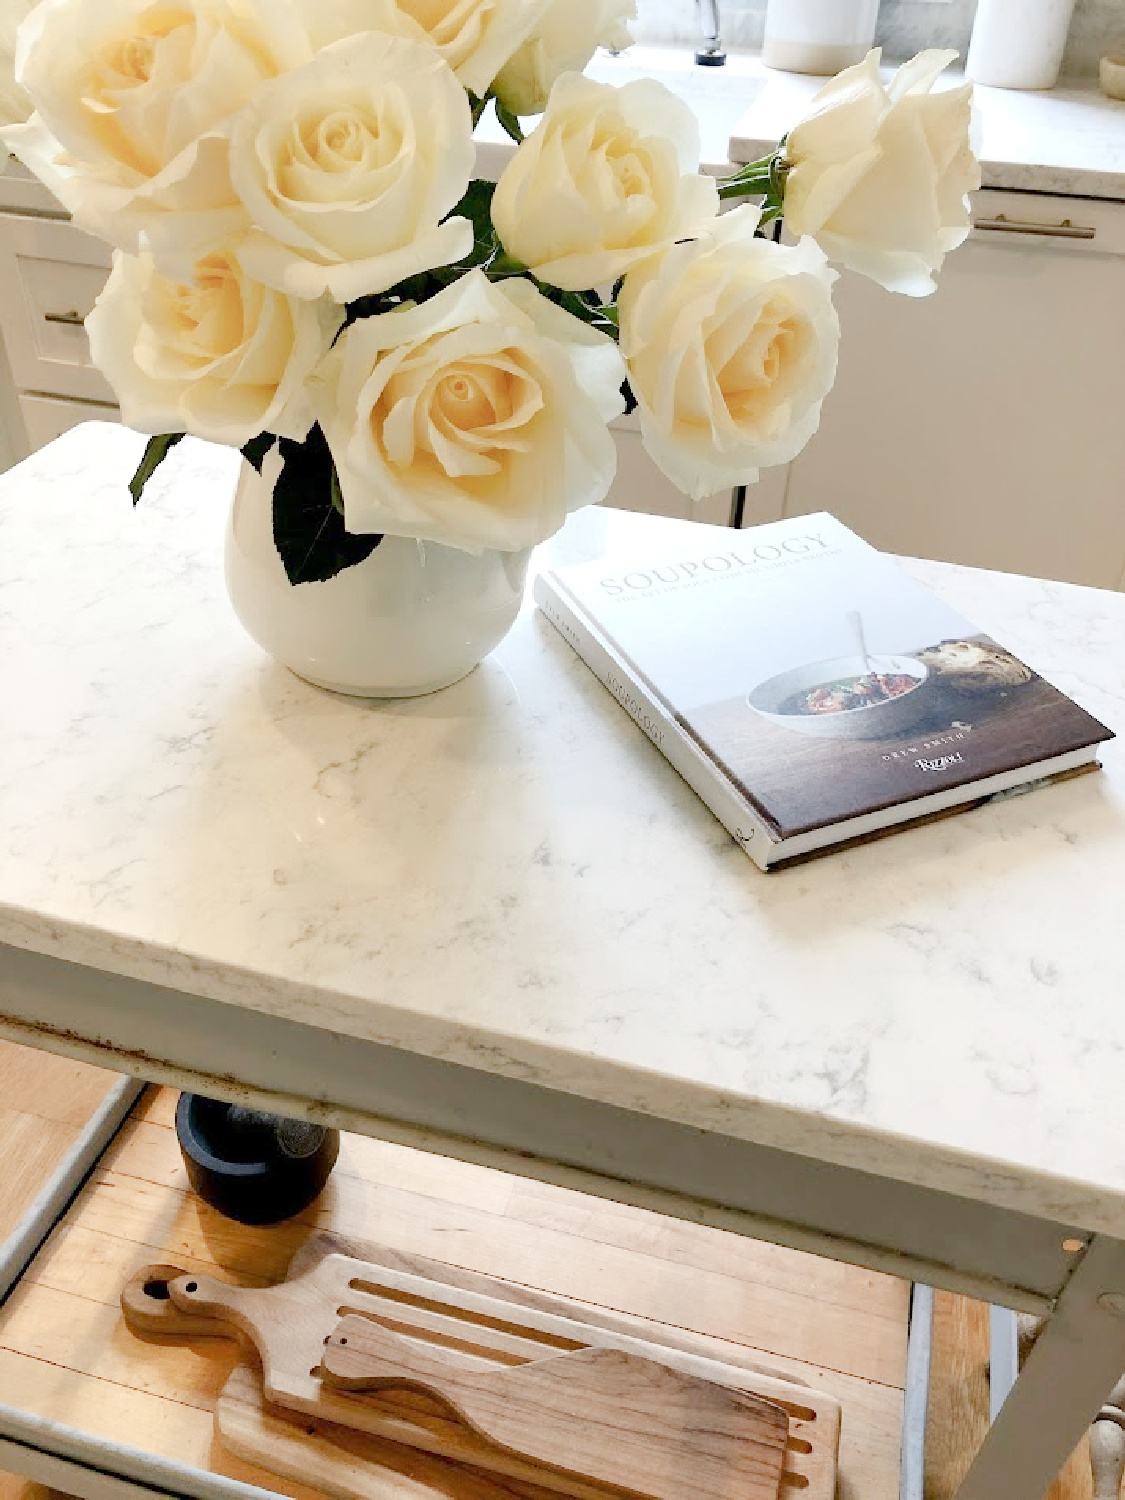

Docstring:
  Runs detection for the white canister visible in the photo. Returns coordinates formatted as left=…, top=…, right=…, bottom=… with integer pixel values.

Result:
left=762, top=0, right=881, bottom=75
left=966, top=0, right=1079, bottom=89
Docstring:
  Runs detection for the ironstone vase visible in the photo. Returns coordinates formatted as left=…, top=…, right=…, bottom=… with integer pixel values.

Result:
left=224, top=460, right=531, bottom=698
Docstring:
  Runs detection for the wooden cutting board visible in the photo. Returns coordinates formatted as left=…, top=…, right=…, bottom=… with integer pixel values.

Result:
left=320, top=1316, right=786, bottom=1500
left=219, top=1364, right=557, bottom=1500
left=165, top=1259, right=787, bottom=1500
left=123, top=1232, right=839, bottom=1499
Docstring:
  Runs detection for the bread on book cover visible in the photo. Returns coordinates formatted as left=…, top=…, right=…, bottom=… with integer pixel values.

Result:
left=535, top=512, right=1113, bottom=868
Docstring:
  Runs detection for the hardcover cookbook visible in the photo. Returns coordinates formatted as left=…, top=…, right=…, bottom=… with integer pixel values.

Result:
left=535, top=513, right=1114, bottom=869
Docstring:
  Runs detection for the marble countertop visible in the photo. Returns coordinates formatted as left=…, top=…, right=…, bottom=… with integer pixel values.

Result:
left=4, top=424, right=1125, bottom=1239
left=725, top=53, right=1125, bottom=201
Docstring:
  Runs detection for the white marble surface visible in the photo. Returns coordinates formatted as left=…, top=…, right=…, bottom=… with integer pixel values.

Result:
left=726, top=53, right=1125, bottom=200
left=3, top=423, right=1125, bottom=1238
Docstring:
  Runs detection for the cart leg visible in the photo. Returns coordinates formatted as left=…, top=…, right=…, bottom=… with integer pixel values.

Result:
left=900, top=1284, right=934, bottom=1500
left=955, top=1235, right=1125, bottom=1500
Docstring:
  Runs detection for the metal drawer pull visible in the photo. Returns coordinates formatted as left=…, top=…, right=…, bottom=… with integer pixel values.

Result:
left=973, top=213, right=1096, bottom=240
left=44, top=310, right=86, bottom=326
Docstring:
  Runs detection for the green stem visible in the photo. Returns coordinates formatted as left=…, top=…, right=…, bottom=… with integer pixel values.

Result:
left=716, top=150, right=790, bottom=207
left=717, top=172, right=772, bottom=201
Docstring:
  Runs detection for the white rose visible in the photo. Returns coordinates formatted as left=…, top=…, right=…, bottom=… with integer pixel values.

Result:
left=618, top=206, right=839, bottom=501
left=86, top=246, right=340, bottom=446
left=391, top=0, right=551, bottom=97
left=208, top=32, right=474, bottom=303
left=0, top=0, right=37, bottom=125
left=291, top=0, right=430, bottom=51
left=783, top=49, right=981, bottom=297
left=492, top=0, right=635, bottom=117
left=311, top=269, right=626, bottom=552
left=1, top=0, right=318, bottom=253
left=492, top=74, right=718, bottom=292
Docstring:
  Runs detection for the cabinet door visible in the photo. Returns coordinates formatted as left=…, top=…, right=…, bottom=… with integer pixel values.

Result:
left=19, top=393, right=118, bottom=451
left=0, top=211, right=113, bottom=403
left=607, top=413, right=735, bottom=525
left=779, top=192, right=1125, bottom=589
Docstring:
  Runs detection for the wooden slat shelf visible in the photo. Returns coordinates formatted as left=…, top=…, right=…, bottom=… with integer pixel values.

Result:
left=0, top=1085, right=910, bottom=1500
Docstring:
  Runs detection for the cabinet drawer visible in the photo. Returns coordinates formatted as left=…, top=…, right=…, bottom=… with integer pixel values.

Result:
left=0, top=212, right=113, bottom=402
left=0, top=153, right=67, bottom=217
left=19, top=392, right=119, bottom=451
left=970, top=189, right=1125, bottom=258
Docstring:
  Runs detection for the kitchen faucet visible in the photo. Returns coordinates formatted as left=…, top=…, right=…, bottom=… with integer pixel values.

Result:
left=696, top=0, right=726, bottom=65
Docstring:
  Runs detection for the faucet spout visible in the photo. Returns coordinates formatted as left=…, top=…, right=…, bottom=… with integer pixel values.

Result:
left=695, top=0, right=726, bottom=65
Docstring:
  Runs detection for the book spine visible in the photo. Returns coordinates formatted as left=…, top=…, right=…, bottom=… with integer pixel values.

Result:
left=534, top=574, right=777, bottom=871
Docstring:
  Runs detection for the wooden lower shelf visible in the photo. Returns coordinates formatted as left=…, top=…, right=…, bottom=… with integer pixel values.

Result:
left=0, top=1085, right=909, bottom=1500
left=0, top=1040, right=125, bottom=1245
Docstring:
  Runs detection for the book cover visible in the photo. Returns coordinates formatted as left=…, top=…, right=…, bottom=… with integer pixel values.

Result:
left=535, top=512, right=1113, bottom=867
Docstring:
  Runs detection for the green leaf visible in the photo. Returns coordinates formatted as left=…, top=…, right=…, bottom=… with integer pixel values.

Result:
left=128, top=433, right=184, bottom=506
left=484, top=247, right=530, bottom=280
left=271, top=425, right=383, bottom=585
left=467, top=90, right=489, bottom=128
left=241, top=432, right=276, bottom=474
left=450, top=178, right=500, bottom=268
left=329, top=462, right=345, bottom=517
left=494, top=100, right=524, bottom=144
left=536, top=283, right=620, bottom=342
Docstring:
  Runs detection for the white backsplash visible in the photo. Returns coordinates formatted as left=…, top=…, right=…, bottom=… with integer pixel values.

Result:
left=631, top=0, right=1125, bottom=78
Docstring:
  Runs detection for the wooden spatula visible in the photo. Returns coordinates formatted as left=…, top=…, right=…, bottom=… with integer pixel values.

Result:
left=154, top=1256, right=789, bottom=1499
left=322, top=1314, right=789, bottom=1500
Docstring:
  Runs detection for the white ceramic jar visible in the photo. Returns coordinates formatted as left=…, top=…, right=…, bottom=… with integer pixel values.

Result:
left=966, top=0, right=1079, bottom=89
left=224, top=460, right=531, bottom=698
left=762, top=0, right=881, bottom=74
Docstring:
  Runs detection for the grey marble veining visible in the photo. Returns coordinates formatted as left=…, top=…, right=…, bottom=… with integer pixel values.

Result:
left=3, top=424, right=1125, bottom=1239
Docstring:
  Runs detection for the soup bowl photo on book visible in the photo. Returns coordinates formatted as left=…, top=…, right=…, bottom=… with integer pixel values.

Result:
left=748, top=654, right=930, bottom=740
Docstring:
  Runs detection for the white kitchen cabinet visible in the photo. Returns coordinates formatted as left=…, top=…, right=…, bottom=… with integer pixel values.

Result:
left=774, top=189, right=1125, bottom=588
left=0, top=165, right=119, bottom=465
left=19, top=392, right=117, bottom=450
left=0, top=210, right=114, bottom=404
left=606, top=412, right=737, bottom=525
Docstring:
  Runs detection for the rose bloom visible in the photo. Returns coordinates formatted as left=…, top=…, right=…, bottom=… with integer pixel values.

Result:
left=0, top=0, right=317, bottom=253
left=491, top=73, right=718, bottom=291
left=311, top=269, right=626, bottom=553
left=492, top=0, right=636, bottom=117
left=391, top=0, right=551, bottom=97
left=0, top=0, right=37, bottom=124
left=214, top=31, right=474, bottom=302
left=783, top=49, right=980, bottom=296
left=86, top=246, right=339, bottom=446
left=619, top=206, right=840, bottom=500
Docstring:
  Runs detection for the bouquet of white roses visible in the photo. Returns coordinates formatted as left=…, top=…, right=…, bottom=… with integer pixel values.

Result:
left=1, top=0, right=978, bottom=583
